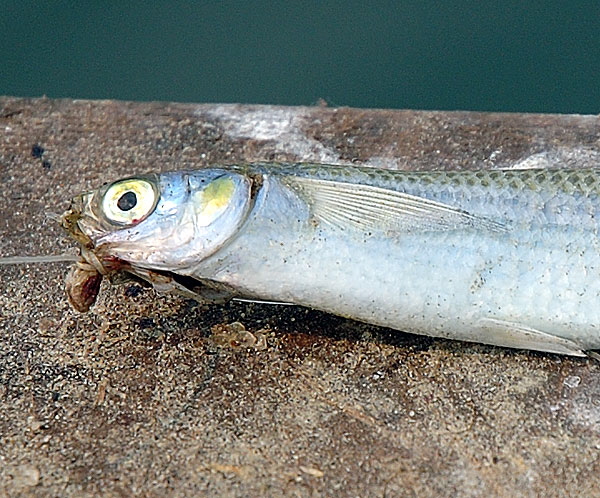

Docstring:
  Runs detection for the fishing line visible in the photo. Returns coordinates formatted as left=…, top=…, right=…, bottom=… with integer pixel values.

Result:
left=0, top=254, right=80, bottom=265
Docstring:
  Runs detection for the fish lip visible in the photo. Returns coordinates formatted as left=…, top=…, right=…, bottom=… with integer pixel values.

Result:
left=61, top=194, right=95, bottom=248
left=61, top=193, right=128, bottom=275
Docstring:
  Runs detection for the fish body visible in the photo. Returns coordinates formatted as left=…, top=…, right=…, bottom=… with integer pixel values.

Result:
left=63, top=164, right=600, bottom=356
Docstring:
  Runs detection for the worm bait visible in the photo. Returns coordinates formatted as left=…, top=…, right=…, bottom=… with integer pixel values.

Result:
left=57, top=163, right=600, bottom=357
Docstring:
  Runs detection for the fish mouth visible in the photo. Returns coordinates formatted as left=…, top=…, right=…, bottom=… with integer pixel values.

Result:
left=61, top=194, right=127, bottom=311
left=61, top=195, right=187, bottom=311
left=61, top=194, right=95, bottom=248
left=61, top=194, right=123, bottom=272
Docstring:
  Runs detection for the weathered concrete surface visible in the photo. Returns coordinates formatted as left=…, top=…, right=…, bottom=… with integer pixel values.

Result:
left=1, top=97, right=600, bottom=497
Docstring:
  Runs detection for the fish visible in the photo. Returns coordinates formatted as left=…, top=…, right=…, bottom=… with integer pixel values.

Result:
left=60, top=163, right=600, bottom=357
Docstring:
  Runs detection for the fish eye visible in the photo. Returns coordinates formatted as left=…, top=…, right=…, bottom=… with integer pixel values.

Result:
left=101, top=178, right=158, bottom=225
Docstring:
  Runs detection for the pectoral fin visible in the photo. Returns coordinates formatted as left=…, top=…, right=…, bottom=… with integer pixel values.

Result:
left=285, top=176, right=506, bottom=234
left=477, top=318, right=586, bottom=357
left=126, top=267, right=235, bottom=304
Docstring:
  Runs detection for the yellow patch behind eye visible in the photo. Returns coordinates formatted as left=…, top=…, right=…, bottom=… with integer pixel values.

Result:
left=194, top=177, right=235, bottom=224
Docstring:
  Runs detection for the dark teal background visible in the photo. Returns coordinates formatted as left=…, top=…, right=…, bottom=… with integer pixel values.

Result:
left=2, top=1, right=599, bottom=113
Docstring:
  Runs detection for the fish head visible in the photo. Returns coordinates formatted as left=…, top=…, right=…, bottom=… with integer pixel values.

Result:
left=62, top=169, right=253, bottom=272
left=61, top=169, right=254, bottom=310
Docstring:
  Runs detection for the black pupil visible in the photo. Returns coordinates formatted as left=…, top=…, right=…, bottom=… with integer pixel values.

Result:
left=117, top=191, right=138, bottom=211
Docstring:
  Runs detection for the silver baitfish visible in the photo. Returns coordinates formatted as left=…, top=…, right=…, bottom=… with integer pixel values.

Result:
left=61, top=163, right=600, bottom=357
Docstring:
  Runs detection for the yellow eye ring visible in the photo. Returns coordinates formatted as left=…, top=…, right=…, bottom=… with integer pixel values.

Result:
left=101, top=178, right=158, bottom=225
